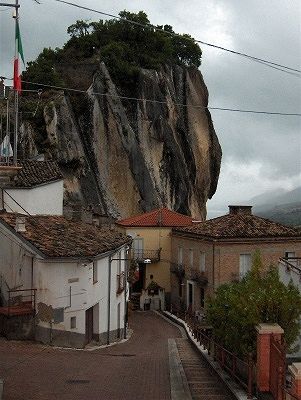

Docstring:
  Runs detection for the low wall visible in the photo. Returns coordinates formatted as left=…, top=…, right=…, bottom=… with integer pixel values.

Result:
left=35, top=325, right=124, bottom=349
left=0, top=314, right=35, bottom=340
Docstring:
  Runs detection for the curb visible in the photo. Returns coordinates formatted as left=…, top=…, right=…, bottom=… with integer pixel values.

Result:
left=163, top=311, right=257, bottom=400
left=168, top=338, right=192, bottom=400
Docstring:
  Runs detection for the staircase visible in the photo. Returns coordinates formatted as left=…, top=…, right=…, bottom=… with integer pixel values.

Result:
left=175, top=337, right=235, bottom=399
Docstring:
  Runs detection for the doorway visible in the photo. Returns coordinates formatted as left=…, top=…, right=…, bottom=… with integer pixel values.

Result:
left=117, top=303, right=121, bottom=339
left=85, top=307, right=93, bottom=344
left=187, top=281, right=194, bottom=312
left=131, top=263, right=145, bottom=293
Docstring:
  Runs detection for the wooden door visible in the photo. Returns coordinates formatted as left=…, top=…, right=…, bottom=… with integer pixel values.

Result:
left=85, top=307, right=93, bottom=344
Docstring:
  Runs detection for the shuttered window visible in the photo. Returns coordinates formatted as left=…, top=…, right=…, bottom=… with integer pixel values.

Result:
left=239, top=254, right=251, bottom=278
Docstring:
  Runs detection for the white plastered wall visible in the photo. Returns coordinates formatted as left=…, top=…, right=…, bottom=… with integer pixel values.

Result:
left=34, top=247, right=127, bottom=337
left=4, top=180, right=63, bottom=215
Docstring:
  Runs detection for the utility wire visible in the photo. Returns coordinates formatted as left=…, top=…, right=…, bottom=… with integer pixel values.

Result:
left=52, top=0, right=301, bottom=75
left=21, top=79, right=301, bottom=117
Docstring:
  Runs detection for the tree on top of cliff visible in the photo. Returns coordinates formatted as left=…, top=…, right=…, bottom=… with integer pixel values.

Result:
left=22, top=11, right=202, bottom=93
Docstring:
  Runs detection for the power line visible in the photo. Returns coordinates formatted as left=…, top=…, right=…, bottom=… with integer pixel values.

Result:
left=21, top=79, right=301, bottom=117
left=52, top=0, right=301, bottom=75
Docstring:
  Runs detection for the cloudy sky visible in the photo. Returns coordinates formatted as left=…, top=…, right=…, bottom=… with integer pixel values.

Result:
left=1, top=0, right=300, bottom=217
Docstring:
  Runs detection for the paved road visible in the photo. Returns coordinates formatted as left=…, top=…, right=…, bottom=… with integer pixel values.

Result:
left=0, top=312, right=181, bottom=400
left=0, top=312, right=235, bottom=400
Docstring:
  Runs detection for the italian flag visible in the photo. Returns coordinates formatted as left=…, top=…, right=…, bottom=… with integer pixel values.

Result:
left=13, top=20, right=25, bottom=93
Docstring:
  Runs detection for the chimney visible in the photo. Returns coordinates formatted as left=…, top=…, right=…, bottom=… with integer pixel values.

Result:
left=15, top=216, right=26, bottom=232
left=228, top=205, right=252, bottom=215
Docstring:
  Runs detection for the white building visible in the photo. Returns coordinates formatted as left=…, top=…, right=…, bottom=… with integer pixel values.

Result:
left=0, top=212, right=129, bottom=348
left=1, top=160, right=63, bottom=215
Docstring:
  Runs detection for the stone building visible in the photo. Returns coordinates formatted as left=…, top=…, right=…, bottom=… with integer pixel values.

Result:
left=117, top=208, right=193, bottom=310
left=0, top=212, right=129, bottom=348
left=171, top=205, right=301, bottom=313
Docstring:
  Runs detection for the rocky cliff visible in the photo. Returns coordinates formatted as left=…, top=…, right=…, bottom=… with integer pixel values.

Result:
left=19, top=62, right=221, bottom=219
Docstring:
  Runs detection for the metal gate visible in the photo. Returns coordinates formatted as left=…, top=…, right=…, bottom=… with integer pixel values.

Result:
left=270, top=334, right=286, bottom=400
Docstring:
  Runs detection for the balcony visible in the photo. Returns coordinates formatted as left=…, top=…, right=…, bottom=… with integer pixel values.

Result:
left=131, top=249, right=161, bottom=263
left=116, top=272, right=125, bottom=294
left=188, top=268, right=208, bottom=286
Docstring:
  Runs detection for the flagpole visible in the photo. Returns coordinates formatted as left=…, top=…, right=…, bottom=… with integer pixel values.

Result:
left=13, top=0, right=19, bottom=166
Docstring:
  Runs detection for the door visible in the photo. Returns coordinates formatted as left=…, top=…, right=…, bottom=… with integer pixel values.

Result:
left=117, top=303, right=121, bottom=339
left=187, top=281, right=193, bottom=312
left=132, top=263, right=145, bottom=293
left=85, top=307, right=93, bottom=344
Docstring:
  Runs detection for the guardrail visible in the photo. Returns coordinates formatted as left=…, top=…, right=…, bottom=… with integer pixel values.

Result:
left=7, top=288, right=36, bottom=317
left=171, top=310, right=255, bottom=399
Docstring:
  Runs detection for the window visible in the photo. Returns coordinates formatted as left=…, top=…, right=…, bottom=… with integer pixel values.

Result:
left=93, top=260, right=98, bottom=283
left=70, top=316, right=76, bottom=329
left=285, top=251, right=295, bottom=259
left=187, top=282, right=193, bottom=307
left=199, top=252, right=206, bottom=272
left=133, top=238, right=143, bottom=259
left=178, top=247, right=183, bottom=264
left=189, top=249, right=193, bottom=267
left=239, top=254, right=251, bottom=278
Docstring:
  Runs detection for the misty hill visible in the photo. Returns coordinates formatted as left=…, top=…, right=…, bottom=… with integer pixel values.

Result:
left=250, top=187, right=301, bottom=227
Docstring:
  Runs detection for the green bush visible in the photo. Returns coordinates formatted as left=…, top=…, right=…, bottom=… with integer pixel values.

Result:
left=206, top=251, right=301, bottom=357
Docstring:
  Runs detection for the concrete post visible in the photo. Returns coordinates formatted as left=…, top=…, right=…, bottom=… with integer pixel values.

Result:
left=256, top=323, right=284, bottom=392
left=289, top=363, right=301, bottom=398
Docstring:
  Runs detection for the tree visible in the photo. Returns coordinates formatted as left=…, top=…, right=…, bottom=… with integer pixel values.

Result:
left=23, top=11, right=203, bottom=95
left=67, top=20, right=91, bottom=38
left=22, top=48, right=63, bottom=88
left=206, top=251, right=301, bottom=357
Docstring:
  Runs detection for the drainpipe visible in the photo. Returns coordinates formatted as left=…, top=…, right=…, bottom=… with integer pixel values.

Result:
left=31, top=257, right=34, bottom=288
left=0, top=188, right=4, bottom=210
left=107, top=255, right=112, bottom=345
left=124, top=246, right=130, bottom=339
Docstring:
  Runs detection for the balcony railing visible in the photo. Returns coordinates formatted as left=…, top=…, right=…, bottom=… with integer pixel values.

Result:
left=0, top=288, right=37, bottom=317
left=116, top=272, right=125, bottom=294
left=131, top=249, right=161, bottom=263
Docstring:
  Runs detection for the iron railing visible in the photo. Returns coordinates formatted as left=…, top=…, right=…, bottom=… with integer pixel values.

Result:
left=7, top=288, right=36, bottom=317
left=131, top=249, right=161, bottom=263
left=284, top=366, right=301, bottom=400
left=171, top=310, right=255, bottom=399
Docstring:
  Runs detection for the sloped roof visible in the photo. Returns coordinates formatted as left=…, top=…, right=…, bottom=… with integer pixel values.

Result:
left=173, top=213, right=300, bottom=239
left=12, top=160, right=63, bottom=188
left=0, top=212, right=129, bottom=258
left=117, top=207, right=193, bottom=227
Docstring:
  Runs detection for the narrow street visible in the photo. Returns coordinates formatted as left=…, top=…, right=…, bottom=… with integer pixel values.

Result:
left=0, top=312, right=234, bottom=400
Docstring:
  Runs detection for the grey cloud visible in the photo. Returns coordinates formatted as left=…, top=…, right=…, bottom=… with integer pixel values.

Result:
left=0, top=0, right=300, bottom=212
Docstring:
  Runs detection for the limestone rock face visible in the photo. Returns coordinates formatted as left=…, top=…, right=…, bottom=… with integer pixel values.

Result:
left=20, top=63, right=221, bottom=219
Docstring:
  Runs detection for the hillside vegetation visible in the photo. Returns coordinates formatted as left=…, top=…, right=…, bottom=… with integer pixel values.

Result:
left=22, top=11, right=202, bottom=94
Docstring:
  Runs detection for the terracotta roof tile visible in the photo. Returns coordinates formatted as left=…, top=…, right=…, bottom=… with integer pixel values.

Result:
left=174, top=213, right=300, bottom=239
left=12, top=160, right=63, bottom=188
left=117, top=208, right=193, bottom=227
left=0, top=213, right=129, bottom=258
